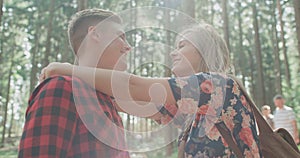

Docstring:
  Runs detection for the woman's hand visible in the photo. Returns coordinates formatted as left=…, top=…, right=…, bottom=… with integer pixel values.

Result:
left=39, top=62, right=73, bottom=82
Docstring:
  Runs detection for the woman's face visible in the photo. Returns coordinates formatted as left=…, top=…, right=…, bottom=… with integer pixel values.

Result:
left=262, top=109, right=270, bottom=116
left=170, top=36, right=202, bottom=77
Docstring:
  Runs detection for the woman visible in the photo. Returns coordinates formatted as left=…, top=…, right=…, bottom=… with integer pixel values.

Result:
left=41, top=23, right=262, bottom=157
left=261, top=105, right=274, bottom=129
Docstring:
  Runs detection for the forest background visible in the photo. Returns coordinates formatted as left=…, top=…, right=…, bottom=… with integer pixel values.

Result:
left=0, top=0, right=300, bottom=157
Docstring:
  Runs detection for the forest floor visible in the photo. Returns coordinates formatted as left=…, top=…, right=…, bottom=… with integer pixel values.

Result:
left=0, top=136, right=19, bottom=158
left=0, top=146, right=18, bottom=158
left=0, top=142, right=299, bottom=158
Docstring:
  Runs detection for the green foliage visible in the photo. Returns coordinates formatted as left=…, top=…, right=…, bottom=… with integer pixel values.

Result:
left=283, top=78, right=300, bottom=126
left=0, top=150, right=18, bottom=157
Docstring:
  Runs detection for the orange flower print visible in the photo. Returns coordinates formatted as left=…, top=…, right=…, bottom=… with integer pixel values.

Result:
left=240, top=95, right=251, bottom=112
left=230, top=97, right=237, bottom=105
left=240, top=95, right=247, bottom=106
left=175, top=78, right=188, bottom=88
left=240, top=129, right=261, bottom=158
left=206, top=126, right=221, bottom=141
left=225, top=107, right=237, bottom=117
left=177, top=98, right=198, bottom=114
left=244, top=149, right=253, bottom=158
left=200, top=80, right=214, bottom=94
left=241, top=111, right=251, bottom=128
left=198, top=105, right=209, bottom=115
left=211, top=90, right=224, bottom=109
left=220, top=108, right=237, bottom=131
left=250, top=143, right=261, bottom=158
left=239, top=127, right=254, bottom=147
left=232, top=81, right=240, bottom=95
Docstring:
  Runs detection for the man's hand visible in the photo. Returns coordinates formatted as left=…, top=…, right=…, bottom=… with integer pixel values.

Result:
left=39, top=62, right=73, bottom=82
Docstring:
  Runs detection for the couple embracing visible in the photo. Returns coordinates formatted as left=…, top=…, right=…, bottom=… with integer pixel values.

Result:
left=19, top=8, right=261, bottom=158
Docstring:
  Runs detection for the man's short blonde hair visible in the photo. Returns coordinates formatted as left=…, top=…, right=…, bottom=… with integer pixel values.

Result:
left=68, top=9, right=122, bottom=54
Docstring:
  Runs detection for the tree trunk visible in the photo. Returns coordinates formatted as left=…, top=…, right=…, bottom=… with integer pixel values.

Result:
left=29, top=22, right=41, bottom=93
left=0, top=0, right=3, bottom=25
left=271, top=1, right=282, bottom=95
left=8, top=102, right=14, bottom=138
left=0, top=1, right=4, bottom=126
left=277, top=0, right=291, bottom=87
left=236, top=0, right=244, bottom=80
left=126, top=114, right=130, bottom=130
left=29, top=0, right=42, bottom=93
left=77, top=0, right=88, bottom=11
left=43, top=0, right=55, bottom=67
left=1, top=53, right=14, bottom=147
left=252, top=1, right=266, bottom=106
left=131, top=116, right=135, bottom=131
left=222, top=0, right=230, bottom=52
left=245, top=33, right=256, bottom=99
left=29, top=42, right=38, bottom=93
left=61, top=36, right=72, bottom=62
left=137, top=118, right=141, bottom=132
left=164, top=1, right=172, bottom=77
left=145, top=118, right=148, bottom=138
left=247, top=49, right=256, bottom=99
left=0, top=28, right=3, bottom=126
left=293, top=0, right=300, bottom=59
left=210, top=0, right=215, bottom=25
left=133, top=0, right=137, bottom=74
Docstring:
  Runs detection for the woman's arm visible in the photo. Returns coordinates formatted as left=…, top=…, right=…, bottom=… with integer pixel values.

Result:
left=42, top=62, right=177, bottom=105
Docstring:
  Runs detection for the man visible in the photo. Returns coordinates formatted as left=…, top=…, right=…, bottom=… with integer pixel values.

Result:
left=18, top=9, right=132, bottom=157
left=273, top=94, right=299, bottom=144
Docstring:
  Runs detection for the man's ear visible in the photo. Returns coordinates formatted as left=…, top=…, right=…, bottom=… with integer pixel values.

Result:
left=88, top=26, right=101, bottom=42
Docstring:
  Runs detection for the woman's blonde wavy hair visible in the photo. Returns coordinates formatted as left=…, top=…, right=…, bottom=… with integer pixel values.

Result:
left=176, top=23, right=231, bottom=73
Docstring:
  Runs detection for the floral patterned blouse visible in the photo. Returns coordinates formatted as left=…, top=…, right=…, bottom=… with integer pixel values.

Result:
left=159, top=73, right=262, bottom=158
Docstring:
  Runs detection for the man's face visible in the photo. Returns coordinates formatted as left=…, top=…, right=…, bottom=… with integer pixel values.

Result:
left=274, top=98, right=284, bottom=108
left=78, top=21, right=131, bottom=71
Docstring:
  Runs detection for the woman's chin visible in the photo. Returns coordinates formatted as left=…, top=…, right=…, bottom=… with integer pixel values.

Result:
left=171, top=68, right=185, bottom=77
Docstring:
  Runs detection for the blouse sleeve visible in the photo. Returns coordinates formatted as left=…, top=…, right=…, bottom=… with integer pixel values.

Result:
left=167, top=73, right=218, bottom=114
left=160, top=73, right=226, bottom=127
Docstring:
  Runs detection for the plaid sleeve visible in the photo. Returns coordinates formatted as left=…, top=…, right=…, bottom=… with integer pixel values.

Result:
left=18, top=76, right=78, bottom=158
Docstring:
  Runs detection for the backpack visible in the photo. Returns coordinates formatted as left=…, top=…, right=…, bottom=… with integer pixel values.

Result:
left=178, top=75, right=300, bottom=158
left=215, top=75, right=300, bottom=158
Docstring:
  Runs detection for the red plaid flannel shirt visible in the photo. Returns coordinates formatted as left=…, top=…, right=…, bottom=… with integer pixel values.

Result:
left=18, top=75, right=129, bottom=158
